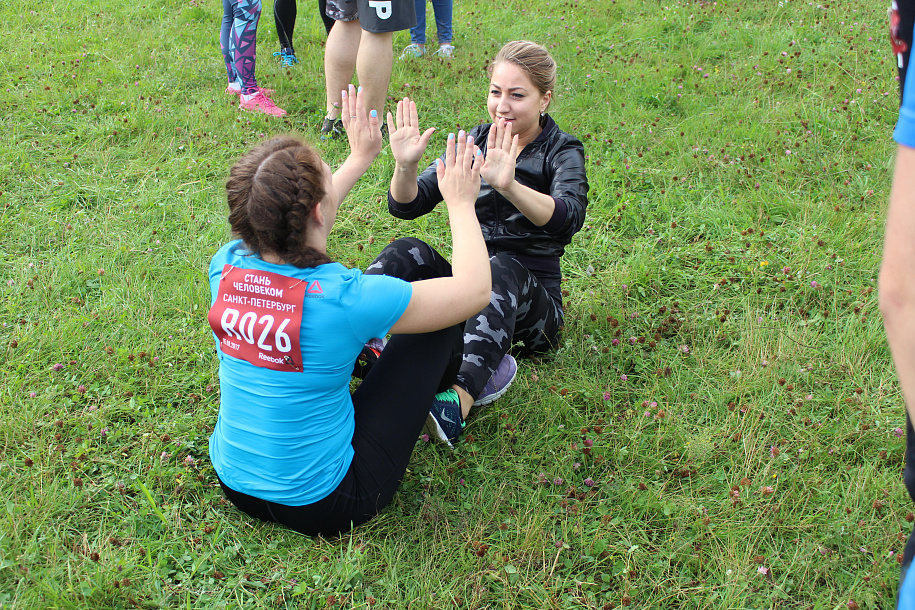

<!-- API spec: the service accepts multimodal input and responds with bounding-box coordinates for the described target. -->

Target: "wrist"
[346,150,377,168]
[494,180,516,197]
[395,161,420,175]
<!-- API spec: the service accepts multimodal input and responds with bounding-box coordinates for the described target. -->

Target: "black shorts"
[326,0,416,33]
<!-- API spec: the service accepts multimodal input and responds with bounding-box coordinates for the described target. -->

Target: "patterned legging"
[365,238,563,399]
[220,0,261,94]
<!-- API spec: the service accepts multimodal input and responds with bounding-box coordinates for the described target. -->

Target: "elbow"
[471,280,492,314]
[879,265,912,326]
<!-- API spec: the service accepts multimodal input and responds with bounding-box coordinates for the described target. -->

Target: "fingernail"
[458,130,465,138]
[342,90,347,98]
[357,86,363,93]
[476,149,482,156]
[467,136,474,144]
[370,109,377,118]
[435,159,441,166]
[448,133,454,140]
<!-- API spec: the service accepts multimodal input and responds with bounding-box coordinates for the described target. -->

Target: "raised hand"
[437,130,483,208]
[480,118,519,193]
[339,84,382,163]
[388,97,436,166]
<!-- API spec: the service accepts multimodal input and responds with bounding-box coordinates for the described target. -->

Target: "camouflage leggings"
[365,237,563,399]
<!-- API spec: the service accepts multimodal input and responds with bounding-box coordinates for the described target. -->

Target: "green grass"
[0,0,907,608]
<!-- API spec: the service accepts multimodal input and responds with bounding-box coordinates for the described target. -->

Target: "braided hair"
[226,136,333,268]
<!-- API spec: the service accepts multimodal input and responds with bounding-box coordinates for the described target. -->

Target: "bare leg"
[355,29,394,119]
[324,19,362,119]
[453,385,473,419]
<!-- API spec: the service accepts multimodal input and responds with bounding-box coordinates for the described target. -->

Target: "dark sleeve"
[541,137,589,242]
[387,160,443,220]
[387,124,488,220]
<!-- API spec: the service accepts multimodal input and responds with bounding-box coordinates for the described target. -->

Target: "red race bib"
[208,264,308,372]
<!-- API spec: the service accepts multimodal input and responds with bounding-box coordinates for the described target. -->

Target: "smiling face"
[487,62,553,148]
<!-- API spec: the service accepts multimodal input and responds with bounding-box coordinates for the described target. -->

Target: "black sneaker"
[320,116,343,140]
[424,388,464,448]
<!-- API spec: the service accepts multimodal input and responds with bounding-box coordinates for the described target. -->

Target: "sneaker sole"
[472,367,517,407]
[423,413,456,449]
[240,109,287,117]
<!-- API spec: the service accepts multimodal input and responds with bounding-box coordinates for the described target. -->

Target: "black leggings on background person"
[218,325,462,537]
[365,237,562,400]
[273,0,333,53]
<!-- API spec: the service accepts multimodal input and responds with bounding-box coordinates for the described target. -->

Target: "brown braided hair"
[225,136,332,268]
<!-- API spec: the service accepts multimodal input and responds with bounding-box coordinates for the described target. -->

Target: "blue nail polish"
[357,86,363,93]
[476,150,482,156]
[448,133,454,139]
[370,109,377,118]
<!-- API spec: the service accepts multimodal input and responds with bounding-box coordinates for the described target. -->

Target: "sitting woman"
[206,84,490,537]
[371,40,589,446]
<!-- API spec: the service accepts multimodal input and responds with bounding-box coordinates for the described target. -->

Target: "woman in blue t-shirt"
[207,84,490,536]
[881,2,915,607]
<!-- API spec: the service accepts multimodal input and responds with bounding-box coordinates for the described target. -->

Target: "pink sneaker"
[239,91,286,117]
[226,83,275,96]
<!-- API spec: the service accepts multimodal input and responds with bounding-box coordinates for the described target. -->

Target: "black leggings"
[365,238,563,399]
[273,0,333,52]
[218,325,462,537]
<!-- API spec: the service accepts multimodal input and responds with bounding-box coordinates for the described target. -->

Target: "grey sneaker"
[400,43,425,59]
[433,44,455,58]
[472,354,517,407]
[425,388,464,448]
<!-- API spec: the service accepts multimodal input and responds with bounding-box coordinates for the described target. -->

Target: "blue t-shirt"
[896,59,915,148]
[902,561,915,610]
[207,241,412,505]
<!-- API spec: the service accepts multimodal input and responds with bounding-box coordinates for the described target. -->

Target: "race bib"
[208,264,307,372]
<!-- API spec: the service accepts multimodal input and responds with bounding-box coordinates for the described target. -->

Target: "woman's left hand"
[339,84,383,164]
[480,118,519,193]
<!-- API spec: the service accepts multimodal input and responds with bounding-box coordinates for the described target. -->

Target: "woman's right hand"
[388,97,436,166]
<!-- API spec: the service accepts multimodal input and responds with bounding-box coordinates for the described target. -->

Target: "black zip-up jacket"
[387,114,589,305]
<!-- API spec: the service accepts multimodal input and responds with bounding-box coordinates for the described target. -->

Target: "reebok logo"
[305,280,325,298]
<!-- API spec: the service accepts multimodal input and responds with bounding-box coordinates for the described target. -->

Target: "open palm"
[480,119,519,191]
[388,97,436,166]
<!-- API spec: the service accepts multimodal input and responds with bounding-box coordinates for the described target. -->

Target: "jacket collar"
[531,114,557,147]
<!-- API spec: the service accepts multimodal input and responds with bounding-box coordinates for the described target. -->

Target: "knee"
[376,237,427,260]
[489,254,524,291]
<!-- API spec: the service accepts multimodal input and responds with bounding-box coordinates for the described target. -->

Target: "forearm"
[498,181,556,226]
[332,153,376,204]
[447,205,490,298]
[880,145,915,422]
[389,162,420,203]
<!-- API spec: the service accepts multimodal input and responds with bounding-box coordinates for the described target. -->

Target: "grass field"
[0,0,909,608]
